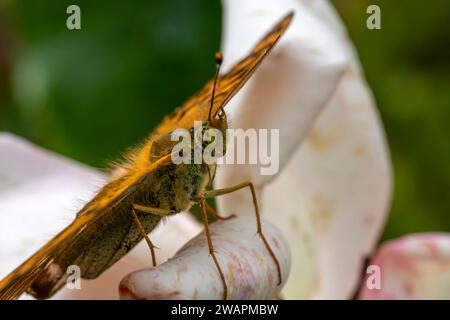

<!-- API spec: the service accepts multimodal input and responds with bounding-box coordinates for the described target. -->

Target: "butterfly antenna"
[208,52,223,122]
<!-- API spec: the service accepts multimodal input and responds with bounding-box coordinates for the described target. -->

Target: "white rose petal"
[216,0,392,299]
[120,215,290,300]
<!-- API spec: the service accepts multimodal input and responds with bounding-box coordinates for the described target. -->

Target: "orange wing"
[153,11,294,135]
[0,156,171,300]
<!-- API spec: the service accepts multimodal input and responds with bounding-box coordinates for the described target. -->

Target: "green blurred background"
[0,0,449,241]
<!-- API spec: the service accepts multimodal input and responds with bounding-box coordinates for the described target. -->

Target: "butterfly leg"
[132,204,175,216]
[130,205,175,267]
[197,197,228,300]
[204,200,236,221]
[202,181,282,285]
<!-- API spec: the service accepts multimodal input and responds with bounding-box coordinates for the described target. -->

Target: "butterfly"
[0,11,293,300]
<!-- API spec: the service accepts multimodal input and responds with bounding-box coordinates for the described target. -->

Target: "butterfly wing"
[153,11,294,136]
[0,156,171,300]
[0,213,96,300]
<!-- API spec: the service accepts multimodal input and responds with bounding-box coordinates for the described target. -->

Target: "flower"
[215,0,392,299]
[359,233,450,300]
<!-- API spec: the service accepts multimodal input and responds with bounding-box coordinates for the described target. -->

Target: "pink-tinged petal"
[119,215,290,300]
[359,233,450,300]
[216,0,392,299]
[0,133,201,299]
